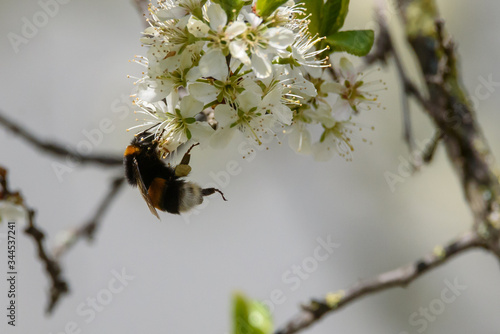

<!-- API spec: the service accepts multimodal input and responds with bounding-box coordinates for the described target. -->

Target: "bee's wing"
[133,157,160,220]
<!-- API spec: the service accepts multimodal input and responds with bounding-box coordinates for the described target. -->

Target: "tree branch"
[1,166,69,314]
[53,176,125,259]
[0,110,122,167]
[275,231,487,334]
[132,0,150,28]
[276,0,500,332]
[24,209,69,314]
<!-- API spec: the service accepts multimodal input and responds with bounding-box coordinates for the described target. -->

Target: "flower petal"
[187,16,210,37]
[265,28,294,49]
[332,98,353,121]
[157,7,188,20]
[199,49,228,80]
[226,21,247,39]
[189,122,215,145]
[188,82,219,104]
[229,40,251,65]
[251,51,272,79]
[180,95,203,117]
[288,123,312,155]
[207,3,227,32]
[210,127,237,149]
[312,141,335,161]
[321,82,345,94]
[137,79,172,102]
[339,57,356,81]
[213,104,236,126]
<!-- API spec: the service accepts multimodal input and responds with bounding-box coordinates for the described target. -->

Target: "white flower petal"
[321,82,345,94]
[242,10,262,29]
[312,140,335,161]
[332,98,353,121]
[186,65,201,82]
[137,79,172,102]
[188,82,219,104]
[189,122,215,145]
[213,104,236,126]
[288,124,312,155]
[309,104,336,128]
[157,7,188,20]
[266,28,295,49]
[180,95,203,117]
[187,16,210,37]
[240,78,263,95]
[226,21,247,39]
[305,65,323,79]
[199,49,228,80]
[339,57,356,82]
[251,52,272,79]
[207,3,227,32]
[260,88,292,125]
[210,127,237,149]
[166,91,179,114]
[229,40,250,65]
[237,91,260,111]
[286,68,317,97]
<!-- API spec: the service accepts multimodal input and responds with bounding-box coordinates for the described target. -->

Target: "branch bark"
[53,176,125,259]
[276,0,500,332]
[275,231,487,334]
[1,167,69,314]
[0,110,123,167]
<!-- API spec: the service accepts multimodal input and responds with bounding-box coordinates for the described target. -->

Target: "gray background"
[1,0,500,333]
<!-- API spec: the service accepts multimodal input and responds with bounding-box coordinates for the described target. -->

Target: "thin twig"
[1,166,69,314]
[275,231,487,334]
[133,0,150,28]
[0,111,122,167]
[24,209,69,314]
[53,176,126,259]
[368,0,419,151]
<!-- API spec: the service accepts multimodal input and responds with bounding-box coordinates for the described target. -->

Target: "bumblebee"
[124,132,226,219]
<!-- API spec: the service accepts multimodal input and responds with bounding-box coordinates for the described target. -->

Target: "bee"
[124,132,226,219]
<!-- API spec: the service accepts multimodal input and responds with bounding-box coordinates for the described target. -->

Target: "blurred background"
[1,0,500,333]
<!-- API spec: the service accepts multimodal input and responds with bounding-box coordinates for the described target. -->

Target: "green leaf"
[302,0,323,36]
[232,293,273,334]
[325,30,374,56]
[322,0,350,36]
[255,0,288,18]
[212,0,245,21]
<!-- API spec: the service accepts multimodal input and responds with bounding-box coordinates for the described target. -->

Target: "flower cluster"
[130,0,381,160]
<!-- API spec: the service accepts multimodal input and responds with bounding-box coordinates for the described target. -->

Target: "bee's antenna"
[135,123,160,137]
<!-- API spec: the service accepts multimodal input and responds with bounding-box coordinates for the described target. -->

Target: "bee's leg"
[175,143,200,177]
[202,188,227,201]
[179,143,200,165]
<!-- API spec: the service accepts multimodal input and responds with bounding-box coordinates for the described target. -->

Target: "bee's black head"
[131,132,157,149]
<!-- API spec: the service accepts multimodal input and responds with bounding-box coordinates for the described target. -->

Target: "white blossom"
[129,1,377,161]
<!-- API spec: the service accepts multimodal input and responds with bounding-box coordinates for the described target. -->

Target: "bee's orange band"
[124,145,140,156]
[148,178,166,210]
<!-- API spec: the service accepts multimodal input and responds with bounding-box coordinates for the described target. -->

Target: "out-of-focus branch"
[275,231,487,334]
[53,176,125,259]
[0,111,122,167]
[366,0,435,153]
[1,166,69,314]
[133,0,150,28]
[24,209,69,314]
[277,0,500,332]
[394,0,500,229]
